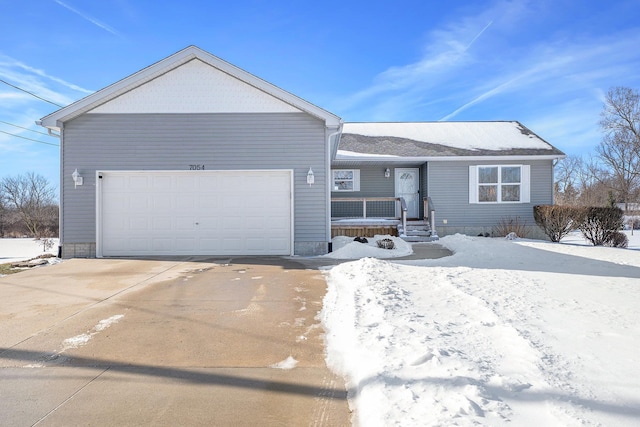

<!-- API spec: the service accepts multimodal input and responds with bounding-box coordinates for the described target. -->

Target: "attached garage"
[97,170,293,257]
[39,46,342,258]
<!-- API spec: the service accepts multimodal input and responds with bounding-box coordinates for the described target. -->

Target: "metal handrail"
[423,197,437,237]
[399,197,407,232]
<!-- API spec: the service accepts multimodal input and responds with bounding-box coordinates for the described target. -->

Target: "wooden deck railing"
[332,197,407,231]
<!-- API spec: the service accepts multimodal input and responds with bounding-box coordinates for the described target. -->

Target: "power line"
[0,120,50,136]
[0,78,64,107]
[0,130,59,147]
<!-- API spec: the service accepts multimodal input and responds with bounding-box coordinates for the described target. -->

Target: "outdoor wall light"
[307,167,315,186]
[384,168,391,178]
[72,168,83,188]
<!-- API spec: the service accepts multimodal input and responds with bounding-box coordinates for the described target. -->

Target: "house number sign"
[189,165,206,170]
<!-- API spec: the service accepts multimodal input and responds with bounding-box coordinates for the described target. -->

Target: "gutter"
[325,125,343,250]
[35,119,63,256]
[35,120,61,138]
[333,154,566,163]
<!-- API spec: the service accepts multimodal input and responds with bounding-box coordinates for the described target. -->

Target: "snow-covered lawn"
[324,235,414,259]
[322,231,640,426]
[0,238,59,264]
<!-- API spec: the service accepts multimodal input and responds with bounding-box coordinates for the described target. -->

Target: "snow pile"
[270,356,299,370]
[322,234,640,426]
[0,238,59,263]
[62,314,125,351]
[324,235,412,259]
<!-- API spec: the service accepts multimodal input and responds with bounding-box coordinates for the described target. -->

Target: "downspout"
[58,124,64,257]
[326,125,343,252]
[35,120,64,257]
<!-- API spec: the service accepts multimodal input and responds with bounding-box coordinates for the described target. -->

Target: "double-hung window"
[332,169,360,192]
[470,165,530,203]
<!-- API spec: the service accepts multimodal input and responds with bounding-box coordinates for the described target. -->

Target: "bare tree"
[0,191,6,237]
[578,156,616,207]
[596,86,640,210]
[0,172,57,238]
[554,154,583,205]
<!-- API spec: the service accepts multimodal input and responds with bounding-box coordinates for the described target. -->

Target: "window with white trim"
[332,169,360,192]
[469,165,530,203]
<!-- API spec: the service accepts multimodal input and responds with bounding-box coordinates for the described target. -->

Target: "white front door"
[395,168,420,218]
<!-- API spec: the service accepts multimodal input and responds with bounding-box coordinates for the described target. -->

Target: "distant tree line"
[0,172,58,238]
[555,86,640,213]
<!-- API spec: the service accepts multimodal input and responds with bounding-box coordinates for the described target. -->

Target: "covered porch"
[331,196,438,241]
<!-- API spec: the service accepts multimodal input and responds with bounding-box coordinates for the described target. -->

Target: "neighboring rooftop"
[337,121,565,159]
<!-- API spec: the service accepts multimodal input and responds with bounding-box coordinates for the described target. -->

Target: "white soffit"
[89,59,302,114]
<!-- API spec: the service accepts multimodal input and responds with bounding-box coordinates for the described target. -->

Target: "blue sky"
[2,0,640,191]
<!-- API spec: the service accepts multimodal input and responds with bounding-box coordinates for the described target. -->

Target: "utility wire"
[0,78,64,107]
[0,130,59,147]
[0,120,50,136]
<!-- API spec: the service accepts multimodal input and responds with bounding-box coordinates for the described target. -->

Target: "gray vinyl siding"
[428,160,553,235]
[61,112,327,249]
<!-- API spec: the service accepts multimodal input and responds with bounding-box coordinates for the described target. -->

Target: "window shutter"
[469,166,477,204]
[521,165,531,203]
[353,170,361,191]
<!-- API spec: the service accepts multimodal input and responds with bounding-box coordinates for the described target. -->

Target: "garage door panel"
[152,175,173,189]
[175,216,195,231]
[152,217,173,231]
[175,238,196,251]
[128,176,151,190]
[130,238,150,251]
[100,170,291,256]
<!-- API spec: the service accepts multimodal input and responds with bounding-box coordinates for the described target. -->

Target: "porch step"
[398,220,439,242]
[406,230,432,237]
[401,235,440,242]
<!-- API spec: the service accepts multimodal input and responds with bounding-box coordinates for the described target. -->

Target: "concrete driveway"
[0,257,351,426]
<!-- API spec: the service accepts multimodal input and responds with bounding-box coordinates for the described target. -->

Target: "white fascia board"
[332,154,566,163]
[40,46,341,129]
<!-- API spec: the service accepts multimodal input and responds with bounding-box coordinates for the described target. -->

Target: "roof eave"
[333,153,567,163]
[39,46,341,129]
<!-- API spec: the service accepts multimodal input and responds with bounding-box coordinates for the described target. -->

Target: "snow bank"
[324,235,412,259]
[0,238,59,263]
[322,234,640,426]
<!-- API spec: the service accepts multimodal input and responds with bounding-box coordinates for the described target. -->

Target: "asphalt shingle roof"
[337,121,565,158]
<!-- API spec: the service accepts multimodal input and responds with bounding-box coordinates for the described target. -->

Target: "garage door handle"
[195,222,199,225]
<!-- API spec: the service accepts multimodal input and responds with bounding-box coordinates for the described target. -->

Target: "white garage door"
[98,170,293,256]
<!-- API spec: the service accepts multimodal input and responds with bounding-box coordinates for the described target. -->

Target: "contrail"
[54,0,122,37]
[465,21,493,51]
[440,76,519,121]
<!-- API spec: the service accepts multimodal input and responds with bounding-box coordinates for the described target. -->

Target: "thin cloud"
[0,54,92,107]
[6,57,93,94]
[337,3,514,114]
[441,31,640,121]
[54,0,122,37]
[338,0,640,128]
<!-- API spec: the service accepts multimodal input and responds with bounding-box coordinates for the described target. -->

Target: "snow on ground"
[321,231,640,426]
[0,238,59,263]
[324,235,413,259]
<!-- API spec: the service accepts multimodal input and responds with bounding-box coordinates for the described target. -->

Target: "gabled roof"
[336,121,565,162]
[39,45,342,130]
